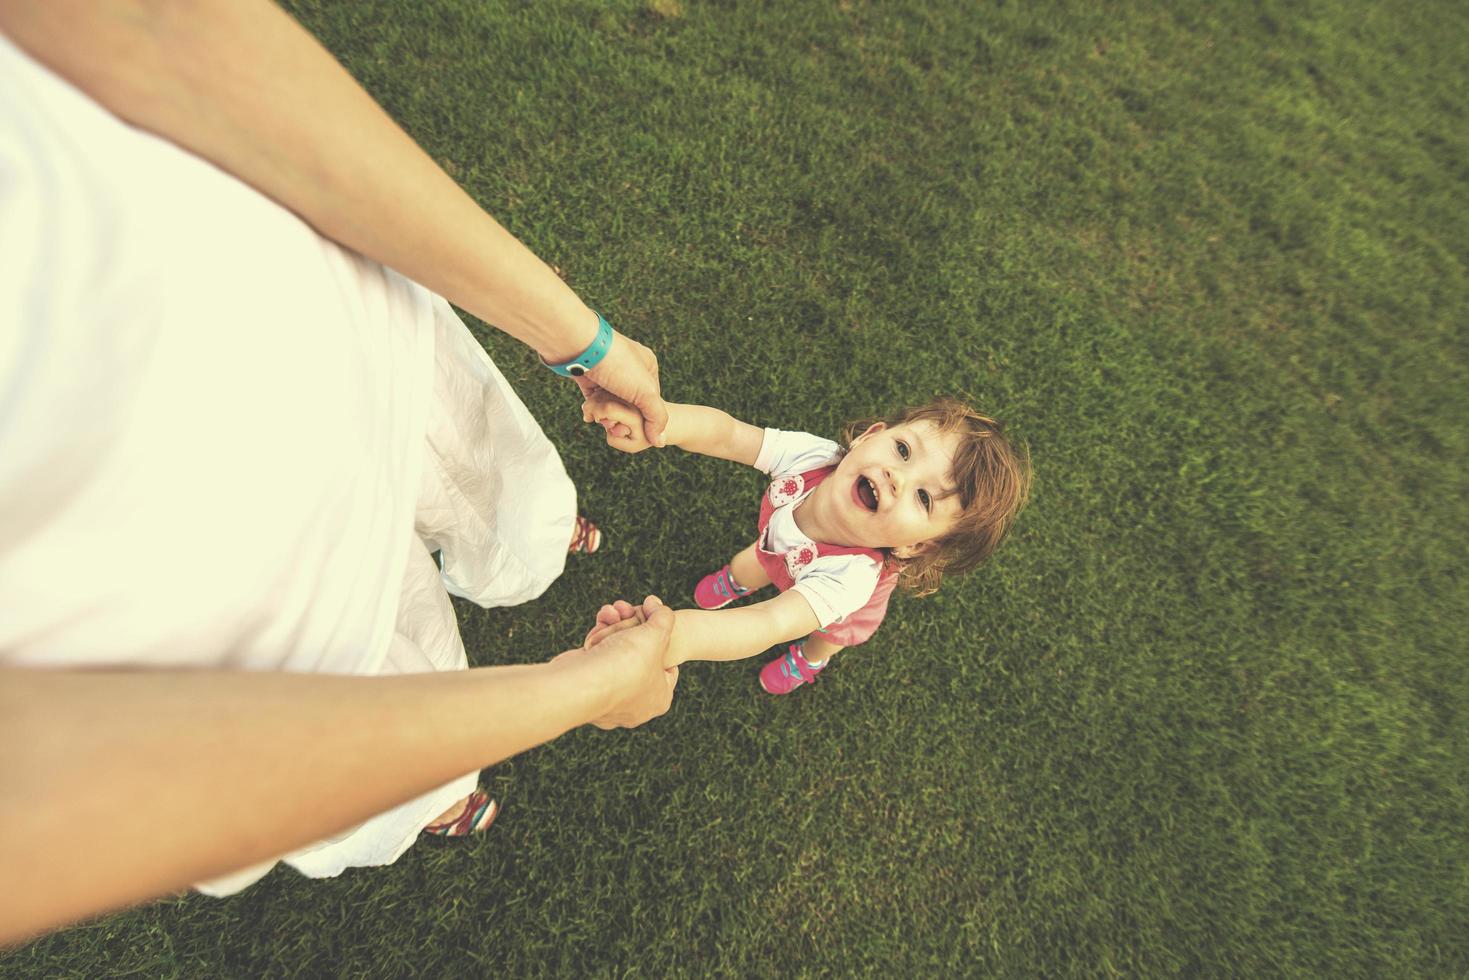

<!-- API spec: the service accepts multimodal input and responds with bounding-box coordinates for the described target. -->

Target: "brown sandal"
[568,515,603,554]
[423,790,499,837]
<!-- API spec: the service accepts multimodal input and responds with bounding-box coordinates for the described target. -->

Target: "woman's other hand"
[559,596,677,729]
[574,331,668,448]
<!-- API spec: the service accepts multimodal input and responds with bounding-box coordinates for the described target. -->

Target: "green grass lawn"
[7,0,1467,975]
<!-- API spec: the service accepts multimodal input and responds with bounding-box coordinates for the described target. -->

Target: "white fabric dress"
[0,33,575,893]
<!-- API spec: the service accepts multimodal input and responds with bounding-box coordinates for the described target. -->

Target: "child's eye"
[896,440,910,460]
[918,488,931,511]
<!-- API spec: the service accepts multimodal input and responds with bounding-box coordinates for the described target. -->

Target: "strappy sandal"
[568,515,603,554]
[423,790,499,837]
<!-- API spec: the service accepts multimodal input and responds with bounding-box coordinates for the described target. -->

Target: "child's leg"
[759,632,844,694]
[696,541,770,609]
[728,541,772,592]
[801,633,844,666]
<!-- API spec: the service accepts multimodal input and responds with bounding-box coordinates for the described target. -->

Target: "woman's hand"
[559,596,678,729]
[585,597,692,672]
[574,331,668,447]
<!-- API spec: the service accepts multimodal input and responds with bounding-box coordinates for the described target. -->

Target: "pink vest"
[755,465,899,647]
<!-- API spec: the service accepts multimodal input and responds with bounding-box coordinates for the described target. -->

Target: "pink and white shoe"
[759,642,826,695]
[694,564,753,609]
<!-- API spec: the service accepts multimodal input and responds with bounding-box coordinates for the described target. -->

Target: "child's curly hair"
[841,397,1031,596]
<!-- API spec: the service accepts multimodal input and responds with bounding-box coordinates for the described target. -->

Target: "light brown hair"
[841,397,1031,596]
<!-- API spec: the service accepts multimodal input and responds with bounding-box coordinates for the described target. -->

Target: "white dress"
[0,33,575,893]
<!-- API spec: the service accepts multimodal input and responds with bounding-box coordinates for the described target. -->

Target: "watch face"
[568,364,586,376]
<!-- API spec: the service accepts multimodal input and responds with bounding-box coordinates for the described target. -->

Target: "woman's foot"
[568,515,602,554]
[423,790,499,837]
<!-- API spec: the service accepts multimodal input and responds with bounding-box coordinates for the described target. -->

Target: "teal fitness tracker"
[543,310,614,377]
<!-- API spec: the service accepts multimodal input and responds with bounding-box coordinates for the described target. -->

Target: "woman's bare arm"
[0,0,667,441]
[0,601,676,947]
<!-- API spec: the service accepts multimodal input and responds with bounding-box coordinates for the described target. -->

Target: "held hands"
[566,596,679,728]
[582,390,657,454]
[574,331,668,448]
[585,597,687,671]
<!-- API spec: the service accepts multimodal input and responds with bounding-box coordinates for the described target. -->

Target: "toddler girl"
[582,393,1031,692]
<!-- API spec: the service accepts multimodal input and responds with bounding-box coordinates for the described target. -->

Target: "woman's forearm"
[0,0,596,362]
[0,657,615,946]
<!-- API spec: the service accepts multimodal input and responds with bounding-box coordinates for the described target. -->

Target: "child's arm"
[584,392,765,467]
[583,590,818,667]
[663,591,822,667]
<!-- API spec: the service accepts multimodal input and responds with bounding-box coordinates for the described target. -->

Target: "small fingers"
[606,431,640,452]
[585,617,637,649]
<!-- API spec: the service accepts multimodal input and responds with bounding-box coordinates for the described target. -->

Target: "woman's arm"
[0,0,666,442]
[0,599,676,947]
[585,395,766,466]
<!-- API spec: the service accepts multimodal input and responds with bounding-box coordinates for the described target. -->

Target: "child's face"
[829,420,965,555]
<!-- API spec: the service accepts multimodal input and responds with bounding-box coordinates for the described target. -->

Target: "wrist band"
[543,310,614,378]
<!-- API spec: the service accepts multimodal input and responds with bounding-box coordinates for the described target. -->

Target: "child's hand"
[583,599,647,648]
[582,390,655,453]
[564,596,679,729]
[585,598,687,671]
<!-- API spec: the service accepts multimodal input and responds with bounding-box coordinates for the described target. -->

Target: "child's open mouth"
[855,475,879,512]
